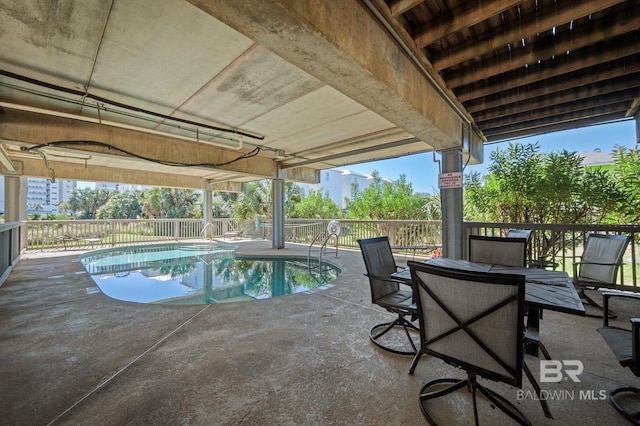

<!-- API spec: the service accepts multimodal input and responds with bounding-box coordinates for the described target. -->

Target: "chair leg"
[523,361,553,419]
[369,314,418,356]
[418,374,532,426]
[609,386,640,425]
[408,350,424,375]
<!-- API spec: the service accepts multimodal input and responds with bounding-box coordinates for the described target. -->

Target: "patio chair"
[468,235,527,267]
[573,233,630,317]
[507,228,533,244]
[358,237,418,356]
[407,261,533,425]
[597,291,640,424]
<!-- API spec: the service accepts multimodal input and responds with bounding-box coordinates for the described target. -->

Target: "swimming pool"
[80,243,340,305]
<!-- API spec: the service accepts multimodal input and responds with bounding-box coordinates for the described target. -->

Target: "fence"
[26,218,238,251]
[464,222,639,288]
[22,218,639,287]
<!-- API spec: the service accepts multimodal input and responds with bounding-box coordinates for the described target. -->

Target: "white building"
[1,177,78,214]
[300,169,374,209]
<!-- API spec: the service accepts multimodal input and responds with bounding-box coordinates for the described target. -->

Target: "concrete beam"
[0,107,277,179]
[212,181,244,193]
[13,156,207,189]
[187,0,464,150]
[285,166,320,184]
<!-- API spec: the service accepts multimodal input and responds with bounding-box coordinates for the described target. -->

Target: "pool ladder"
[308,231,338,266]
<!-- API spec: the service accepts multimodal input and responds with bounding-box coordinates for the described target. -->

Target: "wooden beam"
[473,84,640,122]
[477,93,638,129]
[456,34,640,102]
[482,103,630,139]
[388,0,424,17]
[445,12,640,89]
[413,0,522,48]
[465,60,640,113]
[431,0,628,71]
[484,113,630,142]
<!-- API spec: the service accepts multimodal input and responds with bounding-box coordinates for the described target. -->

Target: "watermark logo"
[516,360,607,402]
[540,360,583,383]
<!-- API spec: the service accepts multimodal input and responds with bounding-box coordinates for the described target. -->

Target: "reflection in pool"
[80,243,340,305]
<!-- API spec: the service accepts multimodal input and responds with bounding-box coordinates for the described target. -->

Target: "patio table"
[393,257,585,316]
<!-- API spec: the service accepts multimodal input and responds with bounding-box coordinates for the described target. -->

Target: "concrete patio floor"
[0,239,636,425]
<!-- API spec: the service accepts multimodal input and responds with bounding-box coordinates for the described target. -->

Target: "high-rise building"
[0,177,77,214]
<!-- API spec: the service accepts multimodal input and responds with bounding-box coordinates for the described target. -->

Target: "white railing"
[26,218,238,251]
[23,218,639,287]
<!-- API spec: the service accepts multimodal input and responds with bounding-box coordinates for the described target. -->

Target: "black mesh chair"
[573,233,630,317]
[358,237,418,355]
[468,234,550,359]
[468,235,527,267]
[598,291,640,425]
[408,261,534,425]
[507,228,533,244]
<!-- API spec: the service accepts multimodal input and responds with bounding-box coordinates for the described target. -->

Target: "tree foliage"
[345,171,440,220]
[96,190,144,219]
[290,189,341,219]
[613,145,640,223]
[464,142,626,224]
[233,180,303,221]
[141,188,202,218]
[68,188,112,219]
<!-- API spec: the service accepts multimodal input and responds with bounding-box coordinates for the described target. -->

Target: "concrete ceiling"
[2,0,635,190]
[0,0,472,189]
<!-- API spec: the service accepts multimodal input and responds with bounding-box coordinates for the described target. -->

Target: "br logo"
[539,360,583,383]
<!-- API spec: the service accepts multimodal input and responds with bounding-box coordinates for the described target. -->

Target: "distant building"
[578,149,613,170]
[0,177,77,214]
[300,169,376,209]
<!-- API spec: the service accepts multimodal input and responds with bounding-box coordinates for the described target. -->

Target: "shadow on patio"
[0,240,634,425]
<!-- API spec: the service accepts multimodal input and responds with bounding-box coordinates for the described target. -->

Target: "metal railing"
[22,218,639,287]
[464,222,639,288]
[26,218,238,251]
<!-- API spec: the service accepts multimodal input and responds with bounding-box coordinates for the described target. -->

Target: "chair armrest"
[573,260,623,286]
[363,272,409,286]
[602,291,640,326]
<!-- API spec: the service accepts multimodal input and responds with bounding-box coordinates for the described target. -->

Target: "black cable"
[20,140,262,168]
[0,69,264,141]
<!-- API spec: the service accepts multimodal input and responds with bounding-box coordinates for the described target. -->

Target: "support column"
[440,149,463,259]
[203,184,213,240]
[635,111,640,145]
[4,174,28,250]
[272,178,285,249]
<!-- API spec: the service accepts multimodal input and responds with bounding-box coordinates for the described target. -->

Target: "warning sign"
[438,172,463,189]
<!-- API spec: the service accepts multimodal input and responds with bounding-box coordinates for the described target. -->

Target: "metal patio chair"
[573,233,630,317]
[468,235,527,267]
[507,228,533,244]
[358,236,418,356]
[407,261,534,425]
[598,291,640,425]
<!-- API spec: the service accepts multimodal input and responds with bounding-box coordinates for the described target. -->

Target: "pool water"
[80,243,340,305]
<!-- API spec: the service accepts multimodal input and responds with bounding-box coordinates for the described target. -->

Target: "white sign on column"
[438,172,463,189]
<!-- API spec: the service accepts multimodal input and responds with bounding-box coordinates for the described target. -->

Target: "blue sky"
[346,119,638,194]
